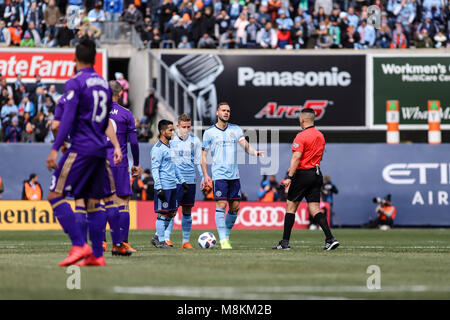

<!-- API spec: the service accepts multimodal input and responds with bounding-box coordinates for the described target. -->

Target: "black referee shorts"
[287,168,323,203]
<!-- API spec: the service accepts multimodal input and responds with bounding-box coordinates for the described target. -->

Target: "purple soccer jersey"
[106,102,139,168]
[50,67,113,199]
[52,67,113,158]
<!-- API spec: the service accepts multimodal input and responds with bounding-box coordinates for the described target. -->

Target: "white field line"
[112,286,349,300]
[113,285,450,299]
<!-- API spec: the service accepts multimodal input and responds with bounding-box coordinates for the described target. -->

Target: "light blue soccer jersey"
[202,124,245,181]
[170,132,204,184]
[151,140,185,190]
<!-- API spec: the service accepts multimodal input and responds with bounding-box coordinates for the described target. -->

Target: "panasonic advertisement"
[161,53,366,129]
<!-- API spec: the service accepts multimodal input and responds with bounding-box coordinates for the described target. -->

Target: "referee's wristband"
[286,174,294,180]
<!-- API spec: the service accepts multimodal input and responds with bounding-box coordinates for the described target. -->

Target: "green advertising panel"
[373,56,450,127]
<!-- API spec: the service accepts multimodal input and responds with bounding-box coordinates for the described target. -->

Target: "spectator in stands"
[198,32,216,48]
[115,72,129,107]
[5,115,21,142]
[376,22,392,48]
[8,19,22,46]
[104,0,123,39]
[88,1,106,30]
[342,24,360,48]
[27,22,42,47]
[276,9,293,30]
[0,20,11,46]
[149,26,162,48]
[32,111,48,142]
[25,1,44,36]
[277,25,292,48]
[416,12,439,38]
[140,18,154,46]
[204,6,216,37]
[257,21,277,48]
[33,85,46,115]
[228,0,243,24]
[215,9,231,38]
[158,0,178,32]
[137,117,151,142]
[1,96,18,128]
[190,10,208,45]
[356,19,376,48]
[316,20,332,48]
[19,94,35,117]
[434,29,447,48]
[291,16,305,49]
[143,88,158,128]
[4,0,24,27]
[80,16,102,46]
[44,0,61,38]
[48,85,61,103]
[21,121,36,142]
[315,0,333,15]
[220,26,237,48]
[0,78,13,98]
[414,28,434,48]
[142,168,155,200]
[178,34,192,48]
[346,6,359,28]
[255,5,270,25]
[244,14,260,48]
[22,173,43,200]
[390,22,408,48]
[234,12,249,47]
[131,172,146,200]
[328,16,341,48]
[14,83,27,105]
[267,0,281,22]
[20,30,35,47]
[393,0,416,35]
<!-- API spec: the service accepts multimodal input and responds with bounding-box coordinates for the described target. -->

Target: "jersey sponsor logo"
[66,90,74,100]
[293,143,299,148]
[254,100,329,120]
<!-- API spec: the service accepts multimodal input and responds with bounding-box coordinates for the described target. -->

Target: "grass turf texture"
[0,229,449,300]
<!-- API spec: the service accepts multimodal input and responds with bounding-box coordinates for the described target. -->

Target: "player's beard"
[218,115,229,124]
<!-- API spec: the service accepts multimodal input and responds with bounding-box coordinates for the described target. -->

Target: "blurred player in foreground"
[273,108,339,251]
[201,102,263,249]
[151,120,187,249]
[102,80,141,255]
[46,39,122,266]
[161,114,204,249]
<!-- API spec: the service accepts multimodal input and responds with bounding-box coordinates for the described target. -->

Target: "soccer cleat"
[324,238,340,251]
[165,239,174,247]
[150,234,160,247]
[102,241,107,252]
[272,240,291,250]
[181,242,194,249]
[76,254,106,267]
[122,241,137,252]
[220,239,232,250]
[112,243,133,256]
[59,243,93,267]
[156,241,174,249]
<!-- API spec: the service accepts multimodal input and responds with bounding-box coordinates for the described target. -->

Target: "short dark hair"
[75,39,96,65]
[301,108,315,114]
[29,173,37,180]
[158,119,173,133]
[217,102,229,110]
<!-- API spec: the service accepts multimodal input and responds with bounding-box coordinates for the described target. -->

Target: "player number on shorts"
[92,90,108,123]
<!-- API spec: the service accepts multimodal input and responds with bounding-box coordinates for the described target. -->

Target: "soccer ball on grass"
[198,232,217,249]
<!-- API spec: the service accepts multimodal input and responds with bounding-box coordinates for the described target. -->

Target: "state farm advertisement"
[137,201,330,230]
[0,48,107,82]
[161,53,366,128]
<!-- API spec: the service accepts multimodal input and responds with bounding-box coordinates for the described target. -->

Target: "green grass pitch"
[0,229,449,300]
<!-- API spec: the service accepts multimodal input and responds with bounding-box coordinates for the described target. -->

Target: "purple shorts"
[103,160,117,198]
[50,151,108,199]
[109,166,132,197]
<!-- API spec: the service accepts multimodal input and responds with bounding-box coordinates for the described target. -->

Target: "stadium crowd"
[0,0,449,49]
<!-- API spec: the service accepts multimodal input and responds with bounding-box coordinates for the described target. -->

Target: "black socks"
[282,213,296,241]
[313,212,333,240]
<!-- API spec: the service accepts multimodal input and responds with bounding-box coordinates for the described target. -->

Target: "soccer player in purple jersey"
[46,39,123,267]
[102,80,141,255]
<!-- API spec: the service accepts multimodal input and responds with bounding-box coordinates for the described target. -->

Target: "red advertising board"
[137,201,330,230]
[0,48,107,82]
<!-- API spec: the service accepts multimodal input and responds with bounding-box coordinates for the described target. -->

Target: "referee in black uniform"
[273,108,339,251]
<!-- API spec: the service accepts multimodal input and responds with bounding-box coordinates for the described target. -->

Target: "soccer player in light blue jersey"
[164,114,204,249]
[150,119,188,249]
[201,102,264,249]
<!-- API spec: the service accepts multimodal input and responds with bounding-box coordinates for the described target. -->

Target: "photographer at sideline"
[364,194,397,229]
